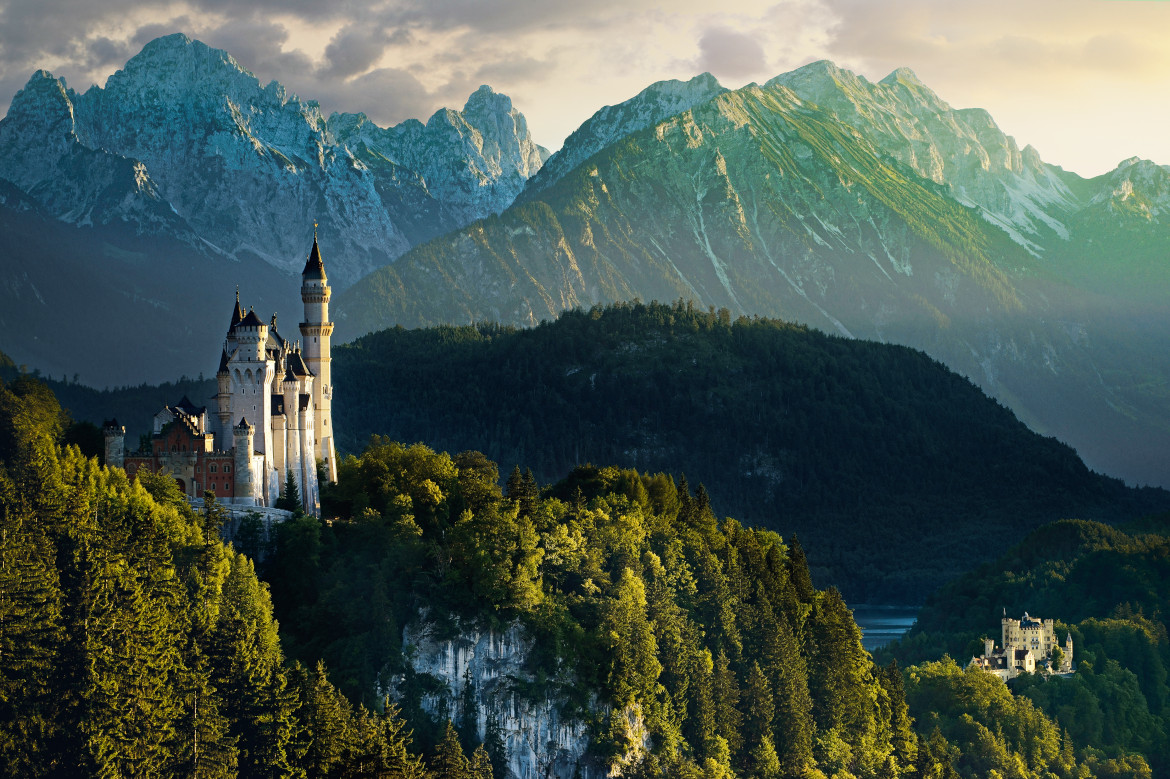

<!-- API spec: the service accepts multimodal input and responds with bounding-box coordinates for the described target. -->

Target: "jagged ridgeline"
[330,302,1167,601]
[333,64,1170,493]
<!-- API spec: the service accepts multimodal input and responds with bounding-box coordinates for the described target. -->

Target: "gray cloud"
[323,65,433,124]
[696,26,768,79]
[321,24,391,79]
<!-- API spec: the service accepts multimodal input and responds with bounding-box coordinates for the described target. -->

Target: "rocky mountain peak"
[464,84,511,115]
[521,71,727,197]
[97,33,263,106]
[771,59,1076,249]
[5,70,75,132]
[879,66,927,87]
[0,33,556,288]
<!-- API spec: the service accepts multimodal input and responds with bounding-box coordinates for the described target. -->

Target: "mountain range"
[1,35,1168,488]
[0,33,545,384]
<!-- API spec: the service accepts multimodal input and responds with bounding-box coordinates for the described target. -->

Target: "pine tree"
[469,743,494,779]
[430,721,470,779]
[301,662,354,776]
[0,503,65,776]
[276,470,303,514]
[202,489,229,545]
[880,660,917,770]
[743,662,774,755]
[173,648,238,779]
[786,535,815,603]
[712,649,743,761]
[483,716,507,779]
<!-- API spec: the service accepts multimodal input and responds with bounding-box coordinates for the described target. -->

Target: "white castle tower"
[299,233,338,483]
[116,232,335,516]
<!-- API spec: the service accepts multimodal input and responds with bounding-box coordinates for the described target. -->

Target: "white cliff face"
[0,34,547,288]
[397,620,626,779]
[769,62,1078,253]
[522,73,726,198]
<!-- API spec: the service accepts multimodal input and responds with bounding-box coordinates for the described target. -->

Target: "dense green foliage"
[2,374,1157,777]
[880,517,1170,776]
[0,375,453,778]
[253,435,1128,778]
[331,302,1166,600]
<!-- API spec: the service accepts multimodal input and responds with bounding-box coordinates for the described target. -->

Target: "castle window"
[210,464,218,473]
[224,465,232,473]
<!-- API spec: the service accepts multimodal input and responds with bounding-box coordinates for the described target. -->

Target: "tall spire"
[228,285,245,330]
[302,225,326,280]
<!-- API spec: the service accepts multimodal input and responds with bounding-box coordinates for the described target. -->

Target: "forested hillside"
[330,302,1167,600]
[0,375,445,777]
[880,517,1170,776]
[0,374,1157,777]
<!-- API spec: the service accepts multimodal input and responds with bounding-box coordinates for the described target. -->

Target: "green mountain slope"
[331,303,1168,601]
[334,76,1170,490]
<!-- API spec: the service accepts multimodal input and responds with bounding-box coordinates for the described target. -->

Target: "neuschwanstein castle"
[103,236,338,514]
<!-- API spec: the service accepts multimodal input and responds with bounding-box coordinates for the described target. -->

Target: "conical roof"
[228,287,245,330]
[302,236,327,280]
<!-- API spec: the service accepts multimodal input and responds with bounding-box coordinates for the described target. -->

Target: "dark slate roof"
[239,308,265,328]
[217,348,230,374]
[283,364,298,384]
[175,396,205,415]
[287,350,311,376]
[302,237,327,280]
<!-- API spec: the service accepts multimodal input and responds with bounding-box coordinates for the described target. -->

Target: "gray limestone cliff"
[393,620,646,779]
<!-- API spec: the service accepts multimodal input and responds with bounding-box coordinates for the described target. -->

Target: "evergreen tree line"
[326,301,1168,602]
[25,303,1169,603]
[0,375,492,778]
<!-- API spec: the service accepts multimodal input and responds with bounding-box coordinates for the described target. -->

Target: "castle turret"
[984,637,995,658]
[215,347,232,449]
[299,234,337,482]
[103,420,125,468]
[233,418,257,505]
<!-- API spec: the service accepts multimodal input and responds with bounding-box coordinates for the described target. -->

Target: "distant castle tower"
[115,232,338,515]
[103,420,125,469]
[233,418,257,504]
[299,232,338,483]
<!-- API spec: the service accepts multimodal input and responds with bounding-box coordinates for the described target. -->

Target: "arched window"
[210,464,218,473]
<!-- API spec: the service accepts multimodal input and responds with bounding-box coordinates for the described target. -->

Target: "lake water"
[850,604,920,651]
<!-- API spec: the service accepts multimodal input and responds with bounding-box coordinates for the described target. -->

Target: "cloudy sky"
[0,0,1166,177]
